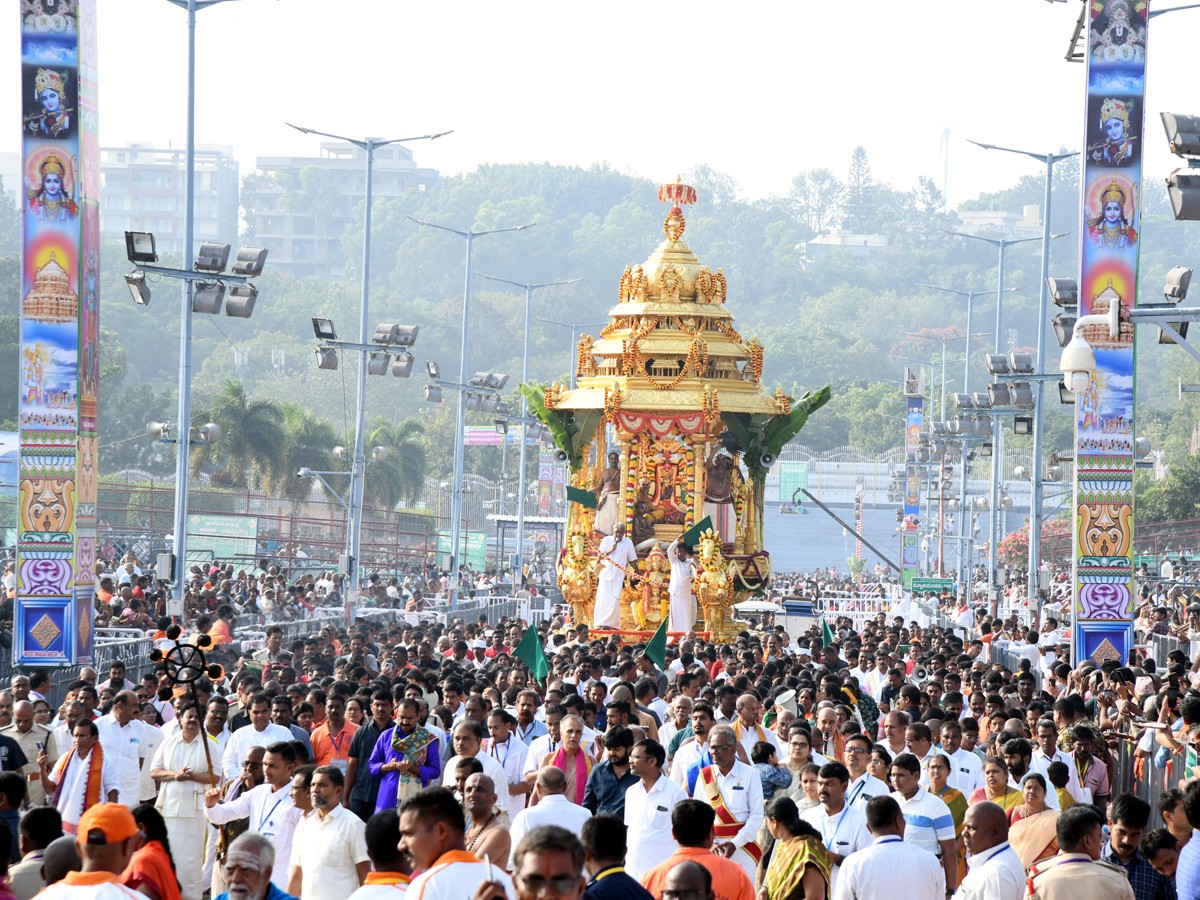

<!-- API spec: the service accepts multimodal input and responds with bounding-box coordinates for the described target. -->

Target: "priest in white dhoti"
[667,538,696,634]
[595,523,637,628]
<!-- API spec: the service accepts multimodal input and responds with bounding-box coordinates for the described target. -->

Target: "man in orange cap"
[36,802,141,898]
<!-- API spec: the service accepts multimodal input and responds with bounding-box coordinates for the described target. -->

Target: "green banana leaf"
[720,385,832,481]
[519,385,603,472]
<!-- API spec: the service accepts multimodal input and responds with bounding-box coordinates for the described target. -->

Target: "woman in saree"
[1007,773,1060,869]
[968,756,1021,811]
[758,795,831,900]
[927,752,968,885]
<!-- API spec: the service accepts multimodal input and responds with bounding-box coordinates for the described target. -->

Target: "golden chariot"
[528,179,830,642]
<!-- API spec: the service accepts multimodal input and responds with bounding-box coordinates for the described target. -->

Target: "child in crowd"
[1047,761,1074,811]
[752,740,792,800]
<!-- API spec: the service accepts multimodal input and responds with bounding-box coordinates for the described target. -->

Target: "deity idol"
[1088,181,1137,251]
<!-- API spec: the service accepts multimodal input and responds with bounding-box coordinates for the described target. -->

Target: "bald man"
[664,860,716,900]
[955,801,1024,900]
[508,767,593,867]
[732,694,780,759]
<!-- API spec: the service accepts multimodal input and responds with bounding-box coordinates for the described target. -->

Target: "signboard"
[463,427,546,446]
[1071,0,1144,665]
[779,461,808,500]
[911,577,954,594]
[901,395,924,588]
[436,529,486,570]
[186,514,258,563]
[15,0,99,666]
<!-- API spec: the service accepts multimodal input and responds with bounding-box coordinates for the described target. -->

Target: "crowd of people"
[4,550,1200,900]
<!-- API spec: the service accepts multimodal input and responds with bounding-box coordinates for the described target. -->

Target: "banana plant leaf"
[720,385,832,481]
[519,384,602,472]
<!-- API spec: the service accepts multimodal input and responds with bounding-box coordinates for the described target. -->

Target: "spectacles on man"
[517,875,579,894]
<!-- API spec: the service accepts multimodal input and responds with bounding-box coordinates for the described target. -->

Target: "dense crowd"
[4,553,1200,900]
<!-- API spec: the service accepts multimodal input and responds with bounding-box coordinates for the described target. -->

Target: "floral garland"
[634,336,710,391]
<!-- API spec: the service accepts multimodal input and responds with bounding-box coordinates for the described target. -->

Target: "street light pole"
[536,318,607,389]
[969,141,1077,616]
[289,125,450,616]
[945,231,1039,596]
[478,274,579,594]
[409,218,535,611]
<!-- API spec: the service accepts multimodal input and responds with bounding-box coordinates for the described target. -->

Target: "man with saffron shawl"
[38,719,118,835]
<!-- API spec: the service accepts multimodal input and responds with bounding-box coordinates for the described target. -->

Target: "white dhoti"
[595,574,623,628]
[594,491,620,535]
[669,587,695,634]
[704,499,736,545]
[164,814,209,900]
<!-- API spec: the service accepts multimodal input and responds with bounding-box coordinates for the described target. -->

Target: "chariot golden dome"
[546,178,786,418]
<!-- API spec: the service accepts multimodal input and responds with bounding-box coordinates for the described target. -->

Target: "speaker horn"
[760,452,777,468]
[911,666,929,684]
[775,689,798,716]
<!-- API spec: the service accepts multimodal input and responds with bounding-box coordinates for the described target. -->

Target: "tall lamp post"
[968,141,1077,614]
[409,217,536,610]
[536,318,607,389]
[478,274,579,594]
[944,231,1038,595]
[289,124,450,614]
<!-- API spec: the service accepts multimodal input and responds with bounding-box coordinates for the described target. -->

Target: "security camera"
[296,467,312,478]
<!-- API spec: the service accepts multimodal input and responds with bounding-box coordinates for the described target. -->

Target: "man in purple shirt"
[367,697,439,812]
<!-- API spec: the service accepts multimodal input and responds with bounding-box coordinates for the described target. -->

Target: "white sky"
[5,1,1200,207]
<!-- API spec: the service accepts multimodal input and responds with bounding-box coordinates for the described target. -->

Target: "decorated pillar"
[1071,0,1144,664]
[16,0,99,666]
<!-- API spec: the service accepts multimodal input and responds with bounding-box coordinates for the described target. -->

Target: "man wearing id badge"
[312,694,357,773]
[801,762,871,894]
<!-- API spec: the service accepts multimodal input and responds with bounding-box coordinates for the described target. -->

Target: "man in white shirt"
[671,703,716,794]
[220,694,294,781]
[940,720,983,797]
[843,734,890,812]
[205,741,303,891]
[835,795,946,900]
[482,709,530,820]
[95,690,151,806]
[510,766,594,867]
[953,801,1025,900]
[1030,719,1083,802]
[666,537,697,634]
[439,719,508,793]
[658,697,693,763]
[690,725,763,882]
[731,694,781,759]
[287,766,369,900]
[37,719,119,835]
[594,524,637,628]
[625,737,689,879]
[803,762,872,894]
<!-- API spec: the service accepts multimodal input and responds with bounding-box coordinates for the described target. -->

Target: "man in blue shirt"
[1103,795,1176,900]
[583,726,639,818]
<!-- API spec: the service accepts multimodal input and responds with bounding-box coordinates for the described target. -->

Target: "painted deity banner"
[902,396,923,588]
[1072,0,1144,664]
[16,0,97,665]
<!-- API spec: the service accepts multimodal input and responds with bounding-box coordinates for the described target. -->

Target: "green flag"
[644,617,668,669]
[680,516,714,550]
[513,624,550,683]
[821,616,836,648]
[566,486,598,509]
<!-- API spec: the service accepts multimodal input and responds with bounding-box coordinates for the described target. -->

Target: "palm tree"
[272,404,339,501]
[361,417,428,510]
[190,380,286,490]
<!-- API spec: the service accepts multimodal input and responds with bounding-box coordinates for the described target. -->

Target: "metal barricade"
[988,643,1045,692]
[1149,632,1195,664]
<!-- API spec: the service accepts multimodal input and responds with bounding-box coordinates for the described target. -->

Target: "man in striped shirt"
[890,753,958,895]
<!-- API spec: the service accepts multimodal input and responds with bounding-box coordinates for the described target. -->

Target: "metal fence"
[1112,735,1183,810]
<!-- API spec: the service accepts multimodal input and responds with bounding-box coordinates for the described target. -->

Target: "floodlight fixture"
[367,351,391,376]
[481,396,502,414]
[1162,112,1200,158]
[125,231,158,264]
[930,421,947,434]
[1159,320,1190,345]
[1164,266,1192,304]
[225,284,258,318]
[466,393,483,412]
[424,384,443,403]
[125,271,151,305]
[1166,170,1200,221]
[195,242,231,274]
[987,384,1012,406]
[980,441,993,457]
[1046,277,1078,308]
[391,352,414,378]
[373,323,400,345]
[1013,416,1033,435]
[315,347,339,370]
[391,325,419,347]
[954,393,974,409]
[312,317,337,341]
[1052,313,1076,348]
[192,281,225,315]
[985,355,1010,376]
[231,247,269,277]
[1009,381,1035,409]
[426,360,440,379]
[1008,351,1034,374]
[972,392,993,409]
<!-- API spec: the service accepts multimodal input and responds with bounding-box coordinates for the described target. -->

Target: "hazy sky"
[6,1,1200,208]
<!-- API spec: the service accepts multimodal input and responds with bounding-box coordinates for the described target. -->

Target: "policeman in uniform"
[1028,807,1135,900]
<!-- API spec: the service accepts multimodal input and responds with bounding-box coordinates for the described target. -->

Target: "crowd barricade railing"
[1112,732,1190,809]
[988,643,1045,692]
